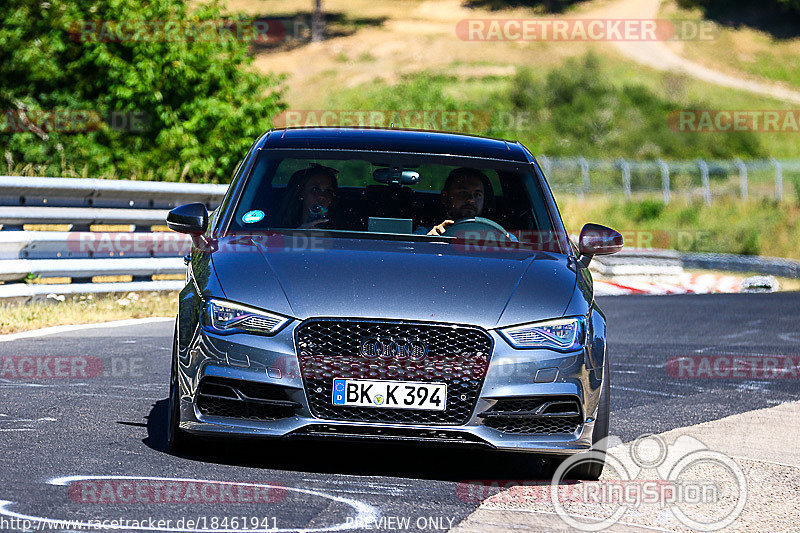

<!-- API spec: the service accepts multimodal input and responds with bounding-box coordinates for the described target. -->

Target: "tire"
[167,331,194,454]
[546,360,611,481]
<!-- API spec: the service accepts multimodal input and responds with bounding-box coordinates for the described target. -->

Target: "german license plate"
[332,379,447,411]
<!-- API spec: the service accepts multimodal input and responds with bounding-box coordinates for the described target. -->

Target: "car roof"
[259,128,532,163]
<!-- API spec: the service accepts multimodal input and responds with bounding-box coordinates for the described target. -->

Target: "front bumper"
[175,321,605,455]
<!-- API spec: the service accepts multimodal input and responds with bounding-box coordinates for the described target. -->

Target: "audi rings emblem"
[359,337,428,360]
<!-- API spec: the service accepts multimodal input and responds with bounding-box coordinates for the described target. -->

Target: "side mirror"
[167,203,208,235]
[578,223,623,267]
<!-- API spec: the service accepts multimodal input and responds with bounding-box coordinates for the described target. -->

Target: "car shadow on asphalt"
[143,398,555,482]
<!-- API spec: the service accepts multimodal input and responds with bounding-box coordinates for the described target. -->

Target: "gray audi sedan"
[166,128,622,479]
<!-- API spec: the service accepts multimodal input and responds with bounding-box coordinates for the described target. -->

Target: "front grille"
[481,397,583,435]
[196,377,299,421]
[296,319,492,425]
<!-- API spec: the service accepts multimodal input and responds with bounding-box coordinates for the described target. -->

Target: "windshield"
[226,149,566,254]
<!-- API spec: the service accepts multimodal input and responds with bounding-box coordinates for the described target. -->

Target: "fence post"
[538,155,551,178]
[697,159,711,205]
[771,158,783,202]
[618,158,631,200]
[657,159,670,204]
[734,158,748,200]
[578,157,589,200]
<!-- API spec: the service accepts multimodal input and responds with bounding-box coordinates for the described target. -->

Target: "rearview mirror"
[578,223,623,266]
[373,166,420,186]
[166,203,208,235]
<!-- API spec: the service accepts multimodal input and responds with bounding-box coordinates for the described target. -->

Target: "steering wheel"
[441,216,514,240]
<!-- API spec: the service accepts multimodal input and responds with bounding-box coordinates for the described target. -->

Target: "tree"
[677,0,800,16]
[0,0,285,182]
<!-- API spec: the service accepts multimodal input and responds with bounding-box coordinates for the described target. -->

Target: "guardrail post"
[697,159,711,205]
[538,155,551,178]
[771,158,783,202]
[617,158,631,200]
[657,159,670,204]
[734,159,748,200]
[578,157,589,200]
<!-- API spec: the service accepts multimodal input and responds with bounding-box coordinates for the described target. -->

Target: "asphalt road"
[0,293,797,532]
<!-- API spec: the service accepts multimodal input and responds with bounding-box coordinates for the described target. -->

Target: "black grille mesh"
[196,396,295,421]
[196,377,297,421]
[482,397,583,435]
[484,416,581,434]
[296,319,492,425]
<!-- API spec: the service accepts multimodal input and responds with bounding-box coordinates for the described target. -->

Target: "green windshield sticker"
[242,210,265,223]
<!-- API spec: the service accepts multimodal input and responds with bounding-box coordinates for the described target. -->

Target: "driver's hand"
[298,218,328,229]
[427,220,454,236]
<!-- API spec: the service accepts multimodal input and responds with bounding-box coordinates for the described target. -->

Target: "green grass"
[325,52,772,160]
[0,291,177,334]
[558,196,800,259]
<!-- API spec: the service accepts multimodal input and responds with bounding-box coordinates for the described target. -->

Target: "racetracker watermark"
[0,110,150,133]
[66,231,191,256]
[613,230,710,251]
[70,19,291,43]
[194,230,709,256]
[668,110,800,133]
[456,19,718,41]
[274,109,493,132]
[666,355,800,379]
[0,516,279,531]
[0,356,144,379]
[70,479,287,504]
[452,229,709,254]
[274,109,560,133]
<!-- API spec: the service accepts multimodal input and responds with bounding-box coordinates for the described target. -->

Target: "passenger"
[426,167,493,236]
[274,164,340,229]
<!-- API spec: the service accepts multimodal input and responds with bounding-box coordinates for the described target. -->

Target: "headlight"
[202,299,291,336]
[499,317,586,351]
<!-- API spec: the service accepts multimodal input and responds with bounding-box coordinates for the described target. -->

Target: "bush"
[326,53,764,161]
[503,54,764,159]
[0,0,285,182]
[624,199,665,222]
[791,175,800,205]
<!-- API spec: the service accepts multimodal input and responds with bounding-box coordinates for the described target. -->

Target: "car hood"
[210,234,577,330]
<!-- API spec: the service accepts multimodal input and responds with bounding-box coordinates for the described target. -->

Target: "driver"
[426,167,491,236]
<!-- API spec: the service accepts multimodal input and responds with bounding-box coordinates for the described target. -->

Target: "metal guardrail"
[0,175,226,206]
[0,175,226,301]
[1,174,798,301]
[0,231,191,260]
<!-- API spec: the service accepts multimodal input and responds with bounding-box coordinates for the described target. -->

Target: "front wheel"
[167,332,194,454]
